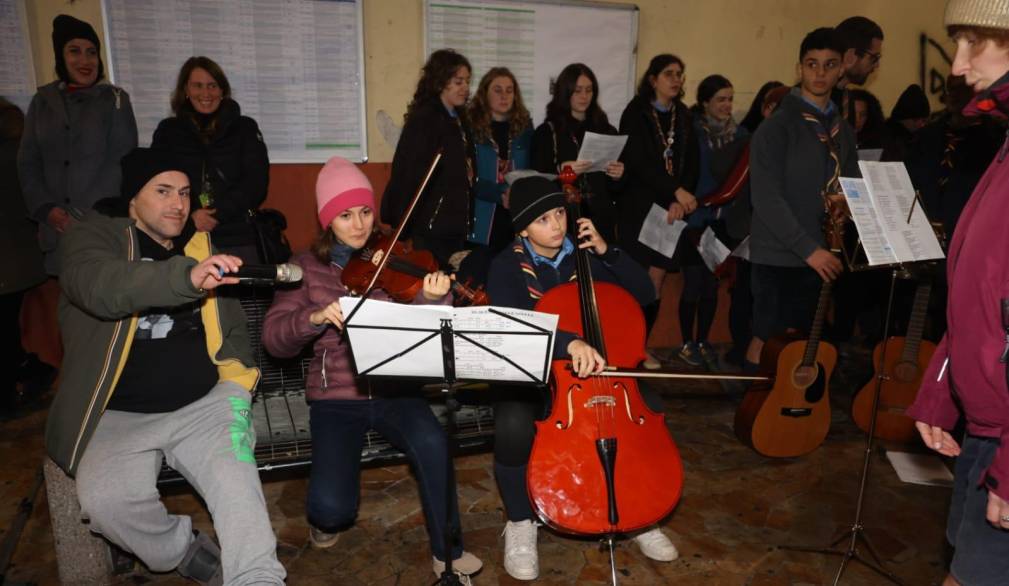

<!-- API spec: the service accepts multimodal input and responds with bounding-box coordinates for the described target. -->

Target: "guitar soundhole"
[792,365,818,388]
[893,361,920,383]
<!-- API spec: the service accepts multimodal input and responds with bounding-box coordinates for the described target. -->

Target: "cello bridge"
[584,395,616,408]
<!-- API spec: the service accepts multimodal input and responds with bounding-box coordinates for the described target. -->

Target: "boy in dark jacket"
[745,27,859,370]
[49,147,285,585]
[485,176,676,580]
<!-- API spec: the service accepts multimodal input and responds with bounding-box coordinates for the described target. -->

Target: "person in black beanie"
[47,146,286,584]
[18,14,137,275]
[484,175,677,580]
[882,84,932,161]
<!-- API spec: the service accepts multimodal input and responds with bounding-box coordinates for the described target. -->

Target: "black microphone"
[222,263,303,285]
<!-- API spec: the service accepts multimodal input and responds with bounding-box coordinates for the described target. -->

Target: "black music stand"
[342,300,555,584]
[781,175,944,585]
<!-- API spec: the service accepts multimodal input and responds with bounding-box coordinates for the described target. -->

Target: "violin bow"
[565,364,770,381]
[341,150,443,335]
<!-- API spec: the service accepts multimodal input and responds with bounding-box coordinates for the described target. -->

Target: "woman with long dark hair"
[152,56,269,262]
[382,49,475,268]
[618,54,699,368]
[531,63,624,241]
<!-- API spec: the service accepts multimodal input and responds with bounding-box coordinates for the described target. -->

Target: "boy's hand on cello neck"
[575,218,607,255]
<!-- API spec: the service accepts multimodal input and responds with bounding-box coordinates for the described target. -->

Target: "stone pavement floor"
[1,345,953,585]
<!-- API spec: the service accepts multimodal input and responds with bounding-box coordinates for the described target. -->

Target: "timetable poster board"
[425,0,638,128]
[103,0,367,163]
[0,0,36,113]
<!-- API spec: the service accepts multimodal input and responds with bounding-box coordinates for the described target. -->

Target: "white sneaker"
[432,551,482,584]
[633,527,678,562]
[503,520,539,580]
[643,351,662,370]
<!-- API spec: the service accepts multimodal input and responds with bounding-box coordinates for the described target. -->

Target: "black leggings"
[679,264,719,344]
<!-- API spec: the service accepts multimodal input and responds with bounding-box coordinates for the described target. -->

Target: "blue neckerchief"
[652,99,672,113]
[800,93,836,117]
[444,103,459,118]
[329,243,355,268]
[523,236,574,269]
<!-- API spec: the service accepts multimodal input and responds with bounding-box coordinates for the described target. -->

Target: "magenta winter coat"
[908,82,1009,500]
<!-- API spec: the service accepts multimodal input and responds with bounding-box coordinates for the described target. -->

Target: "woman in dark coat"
[18,14,138,274]
[531,63,624,242]
[1,98,55,415]
[381,49,475,269]
[618,54,699,367]
[152,56,269,262]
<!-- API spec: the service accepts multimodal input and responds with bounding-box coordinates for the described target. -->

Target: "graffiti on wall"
[920,33,953,103]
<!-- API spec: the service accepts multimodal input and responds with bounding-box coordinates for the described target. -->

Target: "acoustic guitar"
[734,278,837,457]
[734,196,843,458]
[850,281,935,443]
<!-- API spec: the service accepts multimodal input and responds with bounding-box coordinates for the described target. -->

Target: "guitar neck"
[801,279,834,367]
[901,282,932,362]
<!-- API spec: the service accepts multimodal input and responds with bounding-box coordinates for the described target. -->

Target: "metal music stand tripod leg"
[780,268,906,586]
[433,318,464,586]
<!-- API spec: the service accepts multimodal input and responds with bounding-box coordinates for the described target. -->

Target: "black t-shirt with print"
[105,230,220,413]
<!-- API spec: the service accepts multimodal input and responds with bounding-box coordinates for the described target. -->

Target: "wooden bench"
[44,287,496,583]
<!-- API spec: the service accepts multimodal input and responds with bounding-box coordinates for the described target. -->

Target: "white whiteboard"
[425,0,638,128]
[102,0,367,163]
[0,0,36,113]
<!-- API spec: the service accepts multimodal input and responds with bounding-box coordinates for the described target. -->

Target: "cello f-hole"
[557,384,581,430]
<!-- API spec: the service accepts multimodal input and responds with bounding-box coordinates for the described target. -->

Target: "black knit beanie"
[509,176,567,231]
[890,84,930,121]
[52,15,104,84]
[120,148,198,201]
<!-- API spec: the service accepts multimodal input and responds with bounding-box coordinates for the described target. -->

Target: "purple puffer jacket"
[262,251,450,401]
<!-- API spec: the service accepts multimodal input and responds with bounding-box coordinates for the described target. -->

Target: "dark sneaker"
[177,531,223,586]
[696,342,720,371]
[677,342,703,367]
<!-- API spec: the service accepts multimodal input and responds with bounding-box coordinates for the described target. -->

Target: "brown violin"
[526,167,683,536]
[341,233,489,306]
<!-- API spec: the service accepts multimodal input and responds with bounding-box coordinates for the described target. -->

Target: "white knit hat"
[945,0,1009,29]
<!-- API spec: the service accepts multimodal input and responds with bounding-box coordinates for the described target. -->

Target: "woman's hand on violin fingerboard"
[575,218,608,256]
[310,301,345,329]
[567,339,606,377]
[422,271,452,301]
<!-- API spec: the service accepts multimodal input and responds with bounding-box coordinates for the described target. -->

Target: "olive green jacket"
[46,213,259,475]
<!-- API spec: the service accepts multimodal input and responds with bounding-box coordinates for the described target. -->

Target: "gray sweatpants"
[75,382,286,585]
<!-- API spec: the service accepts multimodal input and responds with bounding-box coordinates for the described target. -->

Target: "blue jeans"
[307,396,463,561]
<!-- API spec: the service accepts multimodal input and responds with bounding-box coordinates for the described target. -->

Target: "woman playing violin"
[261,157,482,583]
[484,175,676,581]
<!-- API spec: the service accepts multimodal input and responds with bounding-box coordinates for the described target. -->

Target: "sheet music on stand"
[839,161,945,268]
[339,298,558,383]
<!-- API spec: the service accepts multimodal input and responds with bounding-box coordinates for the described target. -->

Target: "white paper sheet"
[340,298,452,378]
[697,227,731,272]
[839,177,898,266]
[339,299,558,383]
[730,236,750,260]
[839,163,945,267]
[858,161,945,264]
[638,204,687,258]
[576,132,629,173]
[885,451,954,487]
[451,306,558,383]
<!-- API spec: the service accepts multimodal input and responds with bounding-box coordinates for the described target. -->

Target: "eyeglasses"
[859,49,882,65]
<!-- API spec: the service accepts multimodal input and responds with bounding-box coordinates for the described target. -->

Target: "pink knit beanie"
[315,157,375,228]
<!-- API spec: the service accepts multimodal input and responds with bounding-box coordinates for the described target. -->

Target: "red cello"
[526,168,683,538]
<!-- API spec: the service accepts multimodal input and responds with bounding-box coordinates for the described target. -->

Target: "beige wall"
[25,0,952,162]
